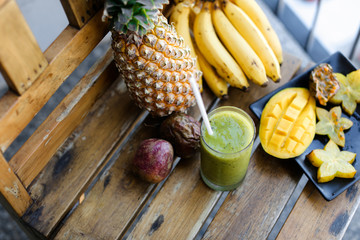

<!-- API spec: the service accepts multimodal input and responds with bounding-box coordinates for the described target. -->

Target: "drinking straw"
[189,76,214,135]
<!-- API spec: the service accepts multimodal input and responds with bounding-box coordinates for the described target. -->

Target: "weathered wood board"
[277,180,360,240]
[0,0,48,94]
[0,153,31,216]
[9,49,116,188]
[53,53,301,239]
[22,74,144,237]
[53,82,216,240]
[60,0,104,28]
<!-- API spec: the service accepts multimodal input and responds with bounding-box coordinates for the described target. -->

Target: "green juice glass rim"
[200,106,256,155]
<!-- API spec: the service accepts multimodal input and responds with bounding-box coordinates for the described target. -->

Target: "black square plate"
[249,52,360,201]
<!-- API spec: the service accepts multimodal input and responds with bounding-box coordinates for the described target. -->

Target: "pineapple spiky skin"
[111,15,201,117]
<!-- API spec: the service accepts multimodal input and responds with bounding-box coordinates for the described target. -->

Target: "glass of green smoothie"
[200,106,256,191]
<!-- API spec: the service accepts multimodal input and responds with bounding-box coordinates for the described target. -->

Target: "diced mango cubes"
[259,88,316,159]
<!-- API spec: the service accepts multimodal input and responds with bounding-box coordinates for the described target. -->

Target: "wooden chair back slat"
[0,153,31,216]
[9,49,116,188]
[0,10,108,153]
[0,0,48,95]
[60,0,104,29]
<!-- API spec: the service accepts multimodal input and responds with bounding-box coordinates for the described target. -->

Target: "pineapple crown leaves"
[103,0,169,36]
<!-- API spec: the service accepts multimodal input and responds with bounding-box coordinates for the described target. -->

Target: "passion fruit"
[160,113,201,159]
[132,138,174,183]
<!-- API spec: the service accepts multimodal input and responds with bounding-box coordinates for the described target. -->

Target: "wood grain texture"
[60,0,104,28]
[0,0,48,94]
[53,86,217,240]
[0,153,31,216]
[9,49,116,188]
[0,9,108,153]
[199,53,302,239]
[53,53,301,240]
[54,118,160,240]
[127,155,221,240]
[127,53,301,240]
[277,181,360,240]
[203,146,302,240]
[22,76,144,237]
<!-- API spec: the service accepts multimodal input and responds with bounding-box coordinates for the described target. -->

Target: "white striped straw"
[189,76,213,135]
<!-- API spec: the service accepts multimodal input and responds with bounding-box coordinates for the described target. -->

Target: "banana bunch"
[169,0,283,99]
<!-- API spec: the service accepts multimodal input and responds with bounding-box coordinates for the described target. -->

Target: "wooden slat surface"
[127,53,302,239]
[53,53,301,239]
[203,147,302,239]
[200,54,303,239]
[60,0,104,28]
[277,179,360,239]
[21,76,145,237]
[0,153,31,216]
[9,49,116,188]
[0,0,48,95]
[54,84,217,240]
[0,9,108,153]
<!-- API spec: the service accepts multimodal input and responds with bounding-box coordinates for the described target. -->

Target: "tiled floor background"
[0,0,359,239]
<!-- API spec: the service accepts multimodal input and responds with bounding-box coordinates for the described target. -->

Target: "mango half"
[259,88,316,159]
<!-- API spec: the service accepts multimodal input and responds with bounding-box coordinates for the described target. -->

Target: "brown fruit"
[160,113,201,158]
[132,138,174,183]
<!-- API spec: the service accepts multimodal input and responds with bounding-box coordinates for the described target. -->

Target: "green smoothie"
[200,106,255,191]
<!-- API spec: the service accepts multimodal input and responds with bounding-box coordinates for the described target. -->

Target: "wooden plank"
[53,120,161,239]
[21,75,145,237]
[0,153,32,216]
[53,53,301,239]
[53,86,216,240]
[9,49,116,188]
[0,9,108,153]
[60,0,104,28]
[201,147,301,239]
[277,181,360,240]
[0,0,48,94]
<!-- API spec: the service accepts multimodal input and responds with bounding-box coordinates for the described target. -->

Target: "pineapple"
[103,0,201,117]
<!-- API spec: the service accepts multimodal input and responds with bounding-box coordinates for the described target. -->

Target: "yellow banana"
[212,2,268,86]
[222,0,281,82]
[170,2,202,91]
[195,47,228,99]
[232,0,283,64]
[193,2,249,90]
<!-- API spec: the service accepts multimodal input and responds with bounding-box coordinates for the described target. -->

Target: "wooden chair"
[0,0,127,238]
[3,0,358,239]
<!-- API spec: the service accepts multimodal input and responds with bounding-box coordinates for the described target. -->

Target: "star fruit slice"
[315,106,353,147]
[307,140,356,183]
[329,69,360,115]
